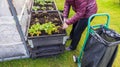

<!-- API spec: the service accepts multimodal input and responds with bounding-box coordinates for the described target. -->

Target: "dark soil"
[28,1,65,37]
[30,11,61,26]
[29,11,65,36]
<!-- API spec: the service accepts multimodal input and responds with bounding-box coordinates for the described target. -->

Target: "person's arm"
[66,1,87,25]
[63,0,70,19]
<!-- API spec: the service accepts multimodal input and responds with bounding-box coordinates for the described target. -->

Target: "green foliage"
[29,22,59,36]
[41,6,46,10]
[34,0,54,11]
[45,0,53,2]
[42,22,59,35]
[34,0,53,5]
[34,0,42,4]
[32,6,40,11]
[35,18,39,22]
[48,7,54,10]
[47,2,53,5]
[28,23,42,36]
[34,0,46,5]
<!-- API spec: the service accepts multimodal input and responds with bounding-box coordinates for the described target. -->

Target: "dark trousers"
[69,18,89,50]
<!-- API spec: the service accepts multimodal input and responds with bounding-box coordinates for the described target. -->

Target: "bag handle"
[88,13,110,31]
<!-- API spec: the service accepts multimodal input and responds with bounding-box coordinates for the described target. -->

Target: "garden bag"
[81,26,120,67]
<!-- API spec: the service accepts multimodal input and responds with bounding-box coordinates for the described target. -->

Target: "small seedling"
[41,7,46,10]
[35,18,39,22]
[49,7,54,10]
[42,22,59,35]
[54,18,59,21]
[32,6,40,11]
[28,23,42,36]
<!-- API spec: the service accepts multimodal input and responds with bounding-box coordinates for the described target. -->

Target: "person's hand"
[64,18,67,22]
[62,22,68,29]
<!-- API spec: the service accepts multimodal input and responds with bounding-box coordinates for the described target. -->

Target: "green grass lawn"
[0,0,120,67]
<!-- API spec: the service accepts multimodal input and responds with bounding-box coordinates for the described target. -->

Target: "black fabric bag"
[81,26,120,67]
